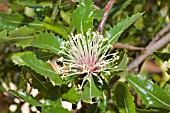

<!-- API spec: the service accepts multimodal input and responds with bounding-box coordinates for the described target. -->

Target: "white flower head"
[59,29,119,84]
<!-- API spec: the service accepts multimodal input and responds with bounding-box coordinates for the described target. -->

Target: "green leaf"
[80,75,102,102]
[91,76,102,97]
[95,92,109,113]
[42,99,71,113]
[22,67,61,100]
[80,83,91,102]
[74,0,94,33]
[60,10,71,25]
[62,86,80,104]
[94,9,104,20]
[167,68,170,75]
[43,17,68,40]
[107,13,144,44]
[21,53,62,85]
[114,82,136,113]
[163,83,170,95]
[0,84,6,92]
[11,52,32,66]
[21,67,48,95]
[154,51,170,61]
[114,54,127,71]
[17,1,42,8]
[126,74,170,110]
[35,50,55,61]
[110,0,133,19]
[17,1,52,8]
[0,26,34,48]
[136,109,165,113]
[0,30,8,41]
[51,0,61,21]
[0,13,42,30]
[32,33,63,54]
[9,90,41,107]
[42,104,71,113]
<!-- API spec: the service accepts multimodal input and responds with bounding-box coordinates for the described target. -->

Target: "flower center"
[59,30,117,76]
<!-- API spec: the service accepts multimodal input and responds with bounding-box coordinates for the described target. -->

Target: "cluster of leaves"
[0,0,169,113]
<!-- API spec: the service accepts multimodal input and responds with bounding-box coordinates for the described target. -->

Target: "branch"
[97,0,116,34]
[148,23,170,46]
[128,24,170,71]
[113,42,145,51]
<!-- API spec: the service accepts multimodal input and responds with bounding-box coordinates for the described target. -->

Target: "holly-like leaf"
[62,86,80,104]
[21,67,48,95]
[17,1,52,8]
[43,104,71,113]
[35,50,55,61]
[17,1,42,8]
[0,13,42,30]
[80,75,102,102]
[114,82,136,113]
[0,26,34,48]
[0,30,8,42]
[21,53,62,85]
[94,9,104,21]
[51,0,61,21]
[126,74,170,110]
[80,83,91,102]
[163,83,170,95]
[114,54,127,72]
[32,33,63,54]
[91,76,102,97]
[110,0,133,19]
[154,51,170,61]
[22,67,61,100]
[11,52,32,66]
[43,17,68,40]
[42,99,71,113]
[107,12,144,44]
[9,90,41,107]
[95,93,109,113]
[74,0,94,33]
[0,26,34,42]
[60,10,71,25]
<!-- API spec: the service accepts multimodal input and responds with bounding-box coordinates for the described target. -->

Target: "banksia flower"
[59,30,119,86]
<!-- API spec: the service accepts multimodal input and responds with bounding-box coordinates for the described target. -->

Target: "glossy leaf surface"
[107,13,144,44]
[0,26,34,48]
[11,52,32,66]
[74,0,94,33]
[127,74,170,110]
[114,82,136,113]
[43,17,68,40]
[114,54,127,72]
[80,75,102,102]
[17,1,51,8]
[32,33,63,54]
[21,53,62,85]
[62,86,80,104]
[42,99,71,113]
[9,90,41,106]
[0,13,42,30]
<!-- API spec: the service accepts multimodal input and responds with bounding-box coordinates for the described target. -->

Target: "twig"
[113,42,145,51]
[128,25,170,71]
[93,4,100,10]
[148,23,170,46]
[97,0,116,34]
